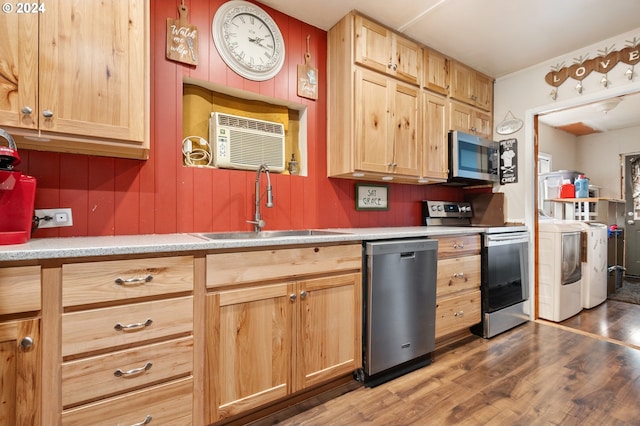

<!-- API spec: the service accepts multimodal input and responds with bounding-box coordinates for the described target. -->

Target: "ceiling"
[258,0,640,134]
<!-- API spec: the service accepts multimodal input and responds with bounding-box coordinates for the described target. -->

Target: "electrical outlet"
[34,208,73,228]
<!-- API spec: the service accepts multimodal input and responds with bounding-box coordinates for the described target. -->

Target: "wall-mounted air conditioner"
[209,112,285,172]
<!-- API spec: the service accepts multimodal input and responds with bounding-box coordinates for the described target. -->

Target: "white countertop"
[0,226,528,262]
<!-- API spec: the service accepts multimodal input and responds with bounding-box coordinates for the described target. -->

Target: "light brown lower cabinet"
[205,244,362,424]
[430,234,482,343]
[0,318,41,426]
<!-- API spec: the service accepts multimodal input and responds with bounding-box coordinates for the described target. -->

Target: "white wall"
[576,125,640,199]
[538,123,578,171]
[494,27,640,223]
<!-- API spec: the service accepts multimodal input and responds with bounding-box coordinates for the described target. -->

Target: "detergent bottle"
[574,174,589,198]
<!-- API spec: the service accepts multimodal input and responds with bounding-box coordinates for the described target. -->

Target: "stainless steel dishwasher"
[358,238,438,387]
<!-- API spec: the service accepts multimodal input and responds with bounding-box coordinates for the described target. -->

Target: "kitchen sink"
[196,230,349,240]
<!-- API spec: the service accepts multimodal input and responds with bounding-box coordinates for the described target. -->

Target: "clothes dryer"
[538,220,583,321]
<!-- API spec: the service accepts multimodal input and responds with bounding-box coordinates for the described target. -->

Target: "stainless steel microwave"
[448,130,499,184]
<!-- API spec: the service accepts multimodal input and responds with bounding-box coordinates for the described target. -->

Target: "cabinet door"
[296,273,361,391]
[423,48,449,95]
[449,100,473,134]
[38,0,145,142]
[450,61,473,105]
[474,72,493,111]
[355,68,393,174]
[393,36,422,86]
[472,108,493,139]
[422,92,448,181]
[392,82,421,176]
[206,284,293,423]
[0,318,41,426]
[354,15,391,76]
[0,11,38,129]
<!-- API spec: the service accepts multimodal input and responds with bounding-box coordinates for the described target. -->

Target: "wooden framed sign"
[356,184,389,211]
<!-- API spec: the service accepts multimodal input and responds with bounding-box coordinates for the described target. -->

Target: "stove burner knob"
[431,205,437,211]
[437,205,443,211]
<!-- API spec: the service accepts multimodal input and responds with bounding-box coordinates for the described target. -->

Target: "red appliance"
[0,129,36,245]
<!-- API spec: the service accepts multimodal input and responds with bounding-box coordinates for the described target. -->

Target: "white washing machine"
[579,222,608,309]
[538,220,584,322]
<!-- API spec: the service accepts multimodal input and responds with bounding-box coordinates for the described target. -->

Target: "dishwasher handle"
[485,232,529,247]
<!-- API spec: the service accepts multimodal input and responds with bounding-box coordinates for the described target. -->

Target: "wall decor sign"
[166,3,199,65]
[499,139,517,185]
[297,35,318,100]
[545,37,639,99]
[356,184,389,210]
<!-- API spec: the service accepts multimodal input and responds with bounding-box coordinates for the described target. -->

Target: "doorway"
[624,154,640,278]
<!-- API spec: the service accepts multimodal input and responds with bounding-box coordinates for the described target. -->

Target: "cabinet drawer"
[62,336,193,408]
[206,244,361,288]
[432,234,481,258]
[0,266,40,315]
[62,256,193,307]
[436,255,481,297]
[435,290,481,338]
[62,296,193,357]
[61,377,193,426]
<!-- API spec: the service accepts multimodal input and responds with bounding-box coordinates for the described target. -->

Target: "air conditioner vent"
[210,112,285,172]
[217,114,285,136]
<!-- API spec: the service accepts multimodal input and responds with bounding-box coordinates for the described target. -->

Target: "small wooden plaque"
[297,52,318,100]
[166,5,198,66]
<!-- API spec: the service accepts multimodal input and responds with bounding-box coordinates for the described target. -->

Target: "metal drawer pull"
[114,318,153,332]
[454,310,465,317]
[114,361,152,377]
[452,273,465,279]
[453,242,465,249]
[131,415,152,426]
[115,274,153,286]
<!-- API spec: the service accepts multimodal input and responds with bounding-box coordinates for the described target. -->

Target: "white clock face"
[213,1,286,81]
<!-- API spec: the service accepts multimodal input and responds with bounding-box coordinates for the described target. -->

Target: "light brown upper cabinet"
[449,100,493,139]
[423,48,449,96]
[450,60,493,112]
[422,92,449,181]
[354,15,422,86]
[328,13,423,184]
[0,0,149,159]
[355,68,421,177]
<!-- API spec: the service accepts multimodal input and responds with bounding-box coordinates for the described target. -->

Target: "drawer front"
[63,256,193,307]
[432,234,481,258]
[62,296,193,357]
[435,290,481,338]
[62,336,193,408]
[206,244,361,288]
[436,255,481,297]
[0,266,40,315]
[61,377,193,426]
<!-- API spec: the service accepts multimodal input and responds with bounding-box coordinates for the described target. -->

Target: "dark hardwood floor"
[273,300,640,426]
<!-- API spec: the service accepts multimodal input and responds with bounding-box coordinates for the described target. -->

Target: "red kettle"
[0,128,21,170]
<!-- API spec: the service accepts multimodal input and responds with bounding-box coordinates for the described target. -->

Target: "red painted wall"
[23,0,463,238]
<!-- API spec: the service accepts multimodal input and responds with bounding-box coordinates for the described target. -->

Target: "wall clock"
[212,0,286,81]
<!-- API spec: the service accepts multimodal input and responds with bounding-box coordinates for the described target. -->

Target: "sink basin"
[197,230,349,240]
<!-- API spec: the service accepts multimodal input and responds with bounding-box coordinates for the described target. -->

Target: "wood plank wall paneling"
[23,0,466,238]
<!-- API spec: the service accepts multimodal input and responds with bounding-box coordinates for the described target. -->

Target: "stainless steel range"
[422,200,530,338]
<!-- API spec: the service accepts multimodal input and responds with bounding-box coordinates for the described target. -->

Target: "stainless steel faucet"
[247,164,274,232]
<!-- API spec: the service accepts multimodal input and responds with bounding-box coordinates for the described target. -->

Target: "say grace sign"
[356,184,389,211]
[545,44,639,87]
